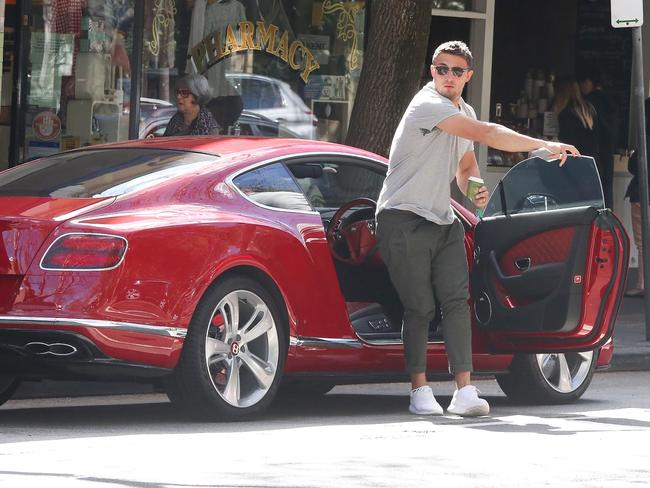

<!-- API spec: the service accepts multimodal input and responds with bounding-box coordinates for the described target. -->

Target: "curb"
[607,352,650,372]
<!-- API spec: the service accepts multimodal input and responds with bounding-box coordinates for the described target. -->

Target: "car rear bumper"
[0,315,185,373]
[0,329,172,381]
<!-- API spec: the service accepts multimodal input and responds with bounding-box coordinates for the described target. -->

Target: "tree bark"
[345,1,434,156]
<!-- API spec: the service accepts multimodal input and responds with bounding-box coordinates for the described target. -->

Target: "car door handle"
[515,257,531,270]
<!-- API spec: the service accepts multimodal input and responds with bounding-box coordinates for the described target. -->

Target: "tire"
[496,350,598,405]
[0,375,20,407]
[167,275,287,420]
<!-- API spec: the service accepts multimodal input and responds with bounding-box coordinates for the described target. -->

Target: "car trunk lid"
[0,196,115,276]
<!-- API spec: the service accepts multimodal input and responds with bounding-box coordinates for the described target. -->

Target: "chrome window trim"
[39,232,129,272]
[0,315,187,338]
[225,151,388,216]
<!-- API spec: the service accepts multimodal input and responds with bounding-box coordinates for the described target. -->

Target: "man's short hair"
[432,41,473,67]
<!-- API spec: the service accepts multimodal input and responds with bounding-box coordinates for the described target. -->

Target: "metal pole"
[631,27,650,341]
[128,0,145,140]
[8,0,30,166]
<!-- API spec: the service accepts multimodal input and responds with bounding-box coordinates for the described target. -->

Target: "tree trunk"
[345,1,433,156]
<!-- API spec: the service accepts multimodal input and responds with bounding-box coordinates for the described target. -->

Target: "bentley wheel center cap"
[230,342,240,355]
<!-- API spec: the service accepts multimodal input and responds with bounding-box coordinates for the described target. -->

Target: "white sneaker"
[447,385,490,417]
[409,385,443,415]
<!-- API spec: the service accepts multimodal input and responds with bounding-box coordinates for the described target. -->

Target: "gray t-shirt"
[376,82,476,225]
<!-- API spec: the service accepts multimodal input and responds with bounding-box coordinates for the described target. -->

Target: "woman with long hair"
[552,76,599,160]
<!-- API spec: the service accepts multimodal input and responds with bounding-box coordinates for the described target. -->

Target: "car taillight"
[41,234,128,270]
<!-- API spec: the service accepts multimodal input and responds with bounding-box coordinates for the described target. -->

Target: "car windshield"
[483,155,605,217]
[0,148,218,198]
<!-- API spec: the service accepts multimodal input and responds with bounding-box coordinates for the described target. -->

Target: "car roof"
[99,136,386,162]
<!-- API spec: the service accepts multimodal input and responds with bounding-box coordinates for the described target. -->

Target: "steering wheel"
[326,198,379,266]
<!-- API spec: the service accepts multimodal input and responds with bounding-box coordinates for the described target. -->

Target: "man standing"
[375,41,579,417]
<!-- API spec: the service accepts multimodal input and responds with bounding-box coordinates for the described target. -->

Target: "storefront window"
[0,0,12,170]
[22,0,134,161]
[141,0,366,142]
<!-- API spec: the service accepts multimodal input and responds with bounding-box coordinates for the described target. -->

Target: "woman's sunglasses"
[433,65,471,78]
[176,88,192,98]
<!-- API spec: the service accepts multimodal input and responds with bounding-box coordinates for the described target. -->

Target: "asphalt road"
[1,371,649,488]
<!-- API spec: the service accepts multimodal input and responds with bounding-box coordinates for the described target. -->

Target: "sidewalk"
[610,293,650,371]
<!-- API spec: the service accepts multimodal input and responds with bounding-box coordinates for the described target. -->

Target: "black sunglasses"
[176,88,192,98]
[433,65,471,78]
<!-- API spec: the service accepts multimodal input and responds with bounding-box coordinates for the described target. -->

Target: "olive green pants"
[376,209,473,375]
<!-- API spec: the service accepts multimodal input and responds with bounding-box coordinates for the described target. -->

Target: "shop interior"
[488,0,632,169]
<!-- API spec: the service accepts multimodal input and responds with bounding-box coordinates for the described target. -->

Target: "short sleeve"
[407,92,462,133]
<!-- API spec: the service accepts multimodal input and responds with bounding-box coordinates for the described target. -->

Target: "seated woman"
[164,74,220,136]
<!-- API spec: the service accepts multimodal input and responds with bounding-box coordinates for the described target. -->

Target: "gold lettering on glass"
[147,0,177,57]
[322,0,364,71]
[190,22,320,82]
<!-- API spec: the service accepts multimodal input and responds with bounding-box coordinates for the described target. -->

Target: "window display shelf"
[66,99,128,145]
[311,99,351,143]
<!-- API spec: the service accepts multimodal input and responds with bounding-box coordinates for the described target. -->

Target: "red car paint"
[0,137,627,386]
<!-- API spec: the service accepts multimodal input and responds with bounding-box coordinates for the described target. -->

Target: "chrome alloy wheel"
[204,289,280,408]
[535,351,595,393]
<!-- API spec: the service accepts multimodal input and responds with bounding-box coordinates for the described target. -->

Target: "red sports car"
[0,137,628,418]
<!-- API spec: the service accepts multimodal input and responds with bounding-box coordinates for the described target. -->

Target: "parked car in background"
[226,73,317,140]
[139,109,300,139]
[0,138,628,418]
[138,97,174,117]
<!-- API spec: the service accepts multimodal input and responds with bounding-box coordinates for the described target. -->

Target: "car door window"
[289,160,385,210]
[233,163,312,212]
[483,156,604,218]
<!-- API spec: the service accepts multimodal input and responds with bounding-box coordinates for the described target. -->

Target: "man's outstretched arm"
[438,113,580,165]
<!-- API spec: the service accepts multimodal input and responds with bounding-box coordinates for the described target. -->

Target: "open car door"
[472,155,629,353]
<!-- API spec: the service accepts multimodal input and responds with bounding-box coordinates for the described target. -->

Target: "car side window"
[289,160,385,210]
[483,155,604,218]
[233,163,312,212]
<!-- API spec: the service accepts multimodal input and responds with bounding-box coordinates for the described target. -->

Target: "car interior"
[234,154,614,345]
[288,161,445,344]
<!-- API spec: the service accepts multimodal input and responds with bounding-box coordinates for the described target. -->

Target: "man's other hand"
[473,186,489,209]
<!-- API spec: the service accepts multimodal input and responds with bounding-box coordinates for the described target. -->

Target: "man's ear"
[466,69,475,83]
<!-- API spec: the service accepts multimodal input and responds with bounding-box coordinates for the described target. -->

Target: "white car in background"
[226,73,317,140]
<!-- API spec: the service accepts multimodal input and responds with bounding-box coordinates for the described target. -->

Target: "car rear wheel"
[496,350,597,404]
[0,375,20,406]
[167,275,286,419]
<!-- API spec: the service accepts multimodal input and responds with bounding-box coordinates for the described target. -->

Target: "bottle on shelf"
[524,70,534,101]
[546,72,555,102]
[533,69,545,102]
[516,91,529,119]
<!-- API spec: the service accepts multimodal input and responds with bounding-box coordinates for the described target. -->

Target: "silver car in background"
[226,73,317,140]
